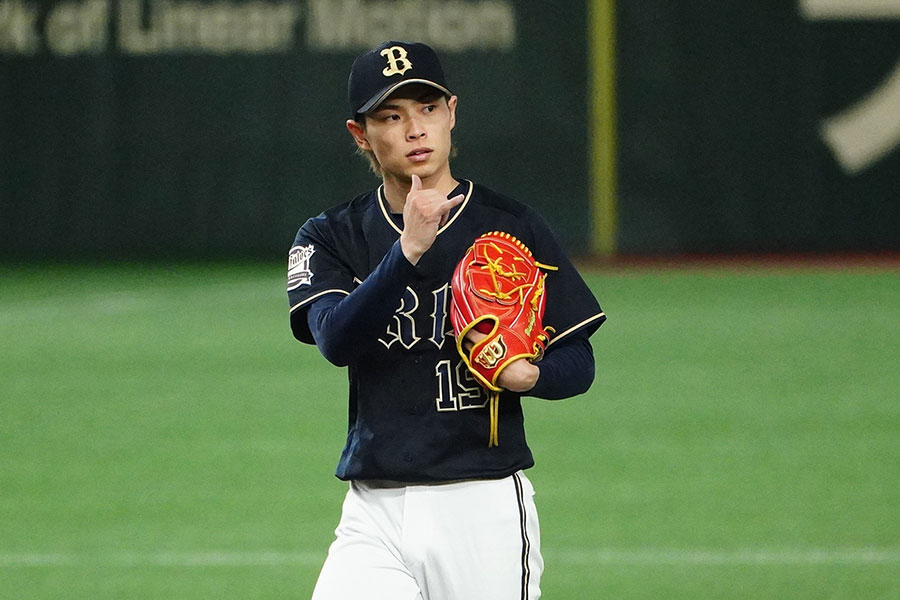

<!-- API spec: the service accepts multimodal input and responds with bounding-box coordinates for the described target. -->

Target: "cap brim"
[357,79,453,115]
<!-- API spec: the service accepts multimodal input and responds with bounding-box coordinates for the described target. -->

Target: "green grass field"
[2,262,899,599]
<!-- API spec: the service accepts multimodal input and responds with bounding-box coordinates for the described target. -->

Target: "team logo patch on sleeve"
[286,245,316,291]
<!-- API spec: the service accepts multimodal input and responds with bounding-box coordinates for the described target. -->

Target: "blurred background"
[2,1,899,598]
[3,0,898,260]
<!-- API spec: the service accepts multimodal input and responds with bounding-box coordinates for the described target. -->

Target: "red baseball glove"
[450,231,556,446]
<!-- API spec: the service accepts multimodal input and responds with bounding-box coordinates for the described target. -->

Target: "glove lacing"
[474,236,557,447]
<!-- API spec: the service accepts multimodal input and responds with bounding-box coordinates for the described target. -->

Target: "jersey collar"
[377,180,474,236]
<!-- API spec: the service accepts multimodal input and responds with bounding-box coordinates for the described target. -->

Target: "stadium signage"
[0,0,517,56]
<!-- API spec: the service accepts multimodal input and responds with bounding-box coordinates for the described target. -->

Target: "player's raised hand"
[400,174,464,265]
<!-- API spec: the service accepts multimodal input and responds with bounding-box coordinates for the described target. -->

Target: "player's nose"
[406,118,426,140]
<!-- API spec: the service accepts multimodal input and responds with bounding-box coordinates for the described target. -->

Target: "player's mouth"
[406,147,433,162]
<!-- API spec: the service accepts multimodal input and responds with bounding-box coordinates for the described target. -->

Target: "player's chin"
[404,156,434,175]
[407,153,449,177]
[403,164,436,180]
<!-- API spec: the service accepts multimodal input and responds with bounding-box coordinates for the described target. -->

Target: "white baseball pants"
[310,471,542,600]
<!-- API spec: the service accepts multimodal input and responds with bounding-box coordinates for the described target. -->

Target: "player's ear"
[346,119,371,150]
[447,95,458,131]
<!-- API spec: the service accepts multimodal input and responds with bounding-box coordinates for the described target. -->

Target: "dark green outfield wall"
[616,1,900,254]
[2,0,899,259]
[0,0,591,260]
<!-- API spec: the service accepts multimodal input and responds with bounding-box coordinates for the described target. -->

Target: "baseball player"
[287,40,605,600]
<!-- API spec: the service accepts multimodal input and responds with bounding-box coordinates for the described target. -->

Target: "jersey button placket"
[409,355,422,415]
[412,356,423,411]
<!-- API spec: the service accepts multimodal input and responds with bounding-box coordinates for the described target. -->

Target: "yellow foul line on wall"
[589,0,618,256]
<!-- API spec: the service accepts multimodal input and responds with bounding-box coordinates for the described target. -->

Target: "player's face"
[356,85,457,183]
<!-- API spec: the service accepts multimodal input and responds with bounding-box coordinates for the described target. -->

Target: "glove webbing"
[478,242,557,306]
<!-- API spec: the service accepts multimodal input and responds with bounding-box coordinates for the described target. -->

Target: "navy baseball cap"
[348,41,453,118]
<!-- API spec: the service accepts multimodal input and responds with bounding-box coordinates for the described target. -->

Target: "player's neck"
[382,169,459,213]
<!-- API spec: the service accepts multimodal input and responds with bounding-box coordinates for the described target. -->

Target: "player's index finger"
[439,194,465,215]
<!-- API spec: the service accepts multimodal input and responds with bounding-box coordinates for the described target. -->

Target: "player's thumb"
[409,173,422,193]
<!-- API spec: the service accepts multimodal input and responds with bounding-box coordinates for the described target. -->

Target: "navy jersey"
[287,180,605,482]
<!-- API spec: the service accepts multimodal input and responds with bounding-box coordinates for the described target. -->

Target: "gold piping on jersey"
[377,179,474,236]
[378,185,403,235]
[438,180,473,233]
[545,312,606,347]
[289,288,351,313]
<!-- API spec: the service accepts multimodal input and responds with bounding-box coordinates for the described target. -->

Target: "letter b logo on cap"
[381,46,413,77]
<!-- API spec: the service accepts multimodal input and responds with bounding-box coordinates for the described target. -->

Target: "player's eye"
[424,105,436,113]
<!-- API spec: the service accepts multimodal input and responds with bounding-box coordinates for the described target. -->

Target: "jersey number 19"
[378,284,489,413]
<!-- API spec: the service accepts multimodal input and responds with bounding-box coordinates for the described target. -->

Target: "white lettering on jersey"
[378,286,421,349]
[434,359,488,412]
[286,244,315,291]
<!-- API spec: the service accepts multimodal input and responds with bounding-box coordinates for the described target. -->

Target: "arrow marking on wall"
[801,0,900,173]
